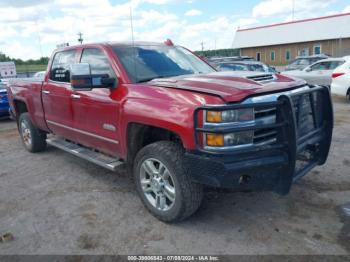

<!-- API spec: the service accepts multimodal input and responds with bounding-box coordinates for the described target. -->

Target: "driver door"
[71,48,121,157]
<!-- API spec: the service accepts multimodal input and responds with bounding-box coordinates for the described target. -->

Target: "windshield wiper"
[136,74,181,83]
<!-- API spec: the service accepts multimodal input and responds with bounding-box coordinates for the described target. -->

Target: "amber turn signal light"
[206,111,222,123]
[206,133,224,147]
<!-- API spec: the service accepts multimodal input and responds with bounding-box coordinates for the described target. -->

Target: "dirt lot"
[0,96,349,255]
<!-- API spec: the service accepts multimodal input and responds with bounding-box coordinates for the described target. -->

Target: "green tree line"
[195,48,240,58]
[0,52,49,65]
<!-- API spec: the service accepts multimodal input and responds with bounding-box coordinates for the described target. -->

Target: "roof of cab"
[54,41,170,52]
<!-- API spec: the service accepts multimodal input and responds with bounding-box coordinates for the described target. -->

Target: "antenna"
[130,6,137,81]
[200,41,205,52]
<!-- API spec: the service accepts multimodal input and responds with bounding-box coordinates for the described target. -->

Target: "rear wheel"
[133,141,203,222]
[19,113,47,153]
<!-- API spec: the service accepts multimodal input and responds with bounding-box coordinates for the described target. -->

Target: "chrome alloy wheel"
[140,158,176,211]
[20,120,32,147]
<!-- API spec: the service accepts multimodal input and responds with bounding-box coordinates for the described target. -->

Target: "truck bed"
[7,78,48,132]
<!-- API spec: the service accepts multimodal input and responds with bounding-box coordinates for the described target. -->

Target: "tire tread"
[133,141,203,222]
[19,113,47,153]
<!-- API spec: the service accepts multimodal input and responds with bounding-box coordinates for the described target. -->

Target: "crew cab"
[7,41,333,222]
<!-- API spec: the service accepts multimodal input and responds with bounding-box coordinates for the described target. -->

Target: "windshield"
[113,45,215,83]
[248,64,267,72]
[219,63,249,71]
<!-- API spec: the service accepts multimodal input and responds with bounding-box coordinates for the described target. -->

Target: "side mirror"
[70,63,117,90]
[305,67,312,72]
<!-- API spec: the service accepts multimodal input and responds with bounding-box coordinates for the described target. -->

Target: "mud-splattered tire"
[19,113,47,153]
[133,141,203,222]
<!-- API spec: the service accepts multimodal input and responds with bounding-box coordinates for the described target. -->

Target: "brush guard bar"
[187,86,333,194]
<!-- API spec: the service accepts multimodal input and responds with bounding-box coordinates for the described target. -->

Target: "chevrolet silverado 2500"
[7,42,333,222]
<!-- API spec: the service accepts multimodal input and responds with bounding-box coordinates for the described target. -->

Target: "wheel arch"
[12,99,29,127]
[125,122,183,167]
[13,99,28,119]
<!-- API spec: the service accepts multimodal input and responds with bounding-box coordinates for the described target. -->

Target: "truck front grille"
[253,89,323,146]
[290,93,320,138]
[253,107,277,145]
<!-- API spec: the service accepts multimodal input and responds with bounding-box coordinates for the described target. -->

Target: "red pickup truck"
[7,41,333,222]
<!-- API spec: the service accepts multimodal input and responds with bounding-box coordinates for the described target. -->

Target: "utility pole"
[292,0,295,21]
[200,41,205,52]
[77,32,83,44]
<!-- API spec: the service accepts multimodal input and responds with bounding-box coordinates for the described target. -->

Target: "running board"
[46,137,124,171]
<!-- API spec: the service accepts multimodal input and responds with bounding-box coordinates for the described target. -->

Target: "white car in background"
[331,56,350,101]
[281,58,346,87]
[33,71,46,79]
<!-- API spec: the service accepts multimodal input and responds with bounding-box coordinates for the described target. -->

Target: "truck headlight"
[206,131,254,147]
[205,108,254,148]
[206,108,254,123]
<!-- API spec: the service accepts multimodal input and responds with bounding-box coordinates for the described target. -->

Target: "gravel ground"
[0,96,349,255]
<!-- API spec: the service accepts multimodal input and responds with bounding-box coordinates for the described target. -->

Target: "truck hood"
[149,71,306,102]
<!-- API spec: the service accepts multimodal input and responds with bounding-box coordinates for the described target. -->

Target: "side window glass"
[310,63,320,70]
[50,50,76,82]
[329,61,344,70]
[318,62,330,70]
[80,48,115,77]
[310,62,327,71]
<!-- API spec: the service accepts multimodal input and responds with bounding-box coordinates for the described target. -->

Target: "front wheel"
[133,141,203,222]
[19,113,47,153]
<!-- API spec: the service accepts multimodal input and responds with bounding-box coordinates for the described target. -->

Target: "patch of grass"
[16,64,47,73]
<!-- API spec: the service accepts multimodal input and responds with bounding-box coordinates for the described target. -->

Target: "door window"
[80,48,115,78]
[310,62,330,71]
[50,50,76,82]
[329,60,345,70]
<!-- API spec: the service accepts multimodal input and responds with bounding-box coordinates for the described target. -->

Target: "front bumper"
[186,86,333,195]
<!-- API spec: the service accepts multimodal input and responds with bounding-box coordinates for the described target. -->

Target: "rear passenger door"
[42,50,77,141]
[71,48,120,156]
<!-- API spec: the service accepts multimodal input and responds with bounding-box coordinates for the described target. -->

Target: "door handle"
[42,90,50,94]
[71,94,81,99]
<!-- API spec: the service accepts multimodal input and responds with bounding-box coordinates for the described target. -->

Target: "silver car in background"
[281,58,345,87]
[284,54,329,71]
[216,60,278,74]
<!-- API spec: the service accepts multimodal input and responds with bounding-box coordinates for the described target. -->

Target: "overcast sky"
[0,0,350,60]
